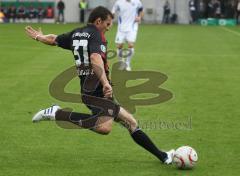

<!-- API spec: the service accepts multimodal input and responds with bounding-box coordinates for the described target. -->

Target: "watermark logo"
[137,116,192,131]
[48,53,175,130]
[49,62,173,114]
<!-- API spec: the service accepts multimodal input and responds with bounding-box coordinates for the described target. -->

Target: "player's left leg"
[117,43,124,62]
[126,42,134,71]
[32,105,61,122]
[55,108,114,135]
[115,107,175,164]
[32,93,119,135]
[32,105,115,135]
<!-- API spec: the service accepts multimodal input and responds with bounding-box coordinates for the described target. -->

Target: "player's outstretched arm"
[25,26,57,46]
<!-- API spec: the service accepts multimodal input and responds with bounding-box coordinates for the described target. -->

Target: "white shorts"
[115,30,138,44]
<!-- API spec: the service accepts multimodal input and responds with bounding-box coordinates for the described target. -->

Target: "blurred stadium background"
[0,0,240,24]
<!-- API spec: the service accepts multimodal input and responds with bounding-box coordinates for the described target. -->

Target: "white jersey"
[112,0,143,32]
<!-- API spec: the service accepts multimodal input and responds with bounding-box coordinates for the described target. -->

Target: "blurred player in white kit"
[112,0,144,71]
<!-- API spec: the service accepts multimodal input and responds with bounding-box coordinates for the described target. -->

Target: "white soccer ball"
[173,146,198,169]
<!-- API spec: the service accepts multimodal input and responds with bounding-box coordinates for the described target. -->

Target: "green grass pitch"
[0,23,240,176]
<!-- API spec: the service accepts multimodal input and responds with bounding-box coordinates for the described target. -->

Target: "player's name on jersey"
[72,32,91,38]
[77,68,94,76]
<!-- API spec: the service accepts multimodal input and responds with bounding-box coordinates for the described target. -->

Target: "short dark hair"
[88,6,113,23]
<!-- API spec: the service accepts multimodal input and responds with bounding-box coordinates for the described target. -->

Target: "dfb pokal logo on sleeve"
[100,45,106,53]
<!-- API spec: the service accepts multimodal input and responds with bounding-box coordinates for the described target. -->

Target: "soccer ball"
[173,146,198,169]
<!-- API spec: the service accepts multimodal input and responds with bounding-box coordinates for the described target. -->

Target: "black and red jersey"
[55,24,109,78]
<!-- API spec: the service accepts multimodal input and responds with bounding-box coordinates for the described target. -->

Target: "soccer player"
[79,0,88,23]
[57,0,65,23]
[112,0,144,71]
[25,6,174,164]
[189,0,197,24]
[162,0,170,24]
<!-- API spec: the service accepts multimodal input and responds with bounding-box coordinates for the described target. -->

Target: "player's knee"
[124,115,138,132]
[129,117,138,130]
[117,44,123,49]
[95,125,112,135]
[128,43,134,48]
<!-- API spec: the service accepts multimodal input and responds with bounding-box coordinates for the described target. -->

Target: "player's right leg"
[115,107,175,164]
[125,30,137,71]
[115,30,126,70]
[92,116,113,135]
[125,42,134,71]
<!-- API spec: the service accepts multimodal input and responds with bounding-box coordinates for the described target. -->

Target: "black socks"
[131,128,167,162]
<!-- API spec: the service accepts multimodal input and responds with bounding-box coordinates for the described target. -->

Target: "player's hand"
[25,26,43,40]
[103,83,113,98]
[135,16,142,23]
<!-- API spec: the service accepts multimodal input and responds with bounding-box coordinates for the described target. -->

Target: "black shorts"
[80,76,120,119]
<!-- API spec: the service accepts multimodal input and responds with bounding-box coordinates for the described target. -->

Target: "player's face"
[99,15,113,33]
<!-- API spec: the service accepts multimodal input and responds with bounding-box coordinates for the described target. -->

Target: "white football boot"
[125,66,132,71]
[164,149,175,164]
[32,105,61,122]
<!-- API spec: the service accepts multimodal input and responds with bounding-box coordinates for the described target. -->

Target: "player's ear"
[95,18,102,25]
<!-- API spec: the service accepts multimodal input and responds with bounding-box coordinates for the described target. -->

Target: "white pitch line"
[221,27,240,37]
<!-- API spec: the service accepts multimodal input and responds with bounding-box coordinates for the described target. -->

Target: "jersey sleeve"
[55,31,72,50]
[89,32,104,55]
